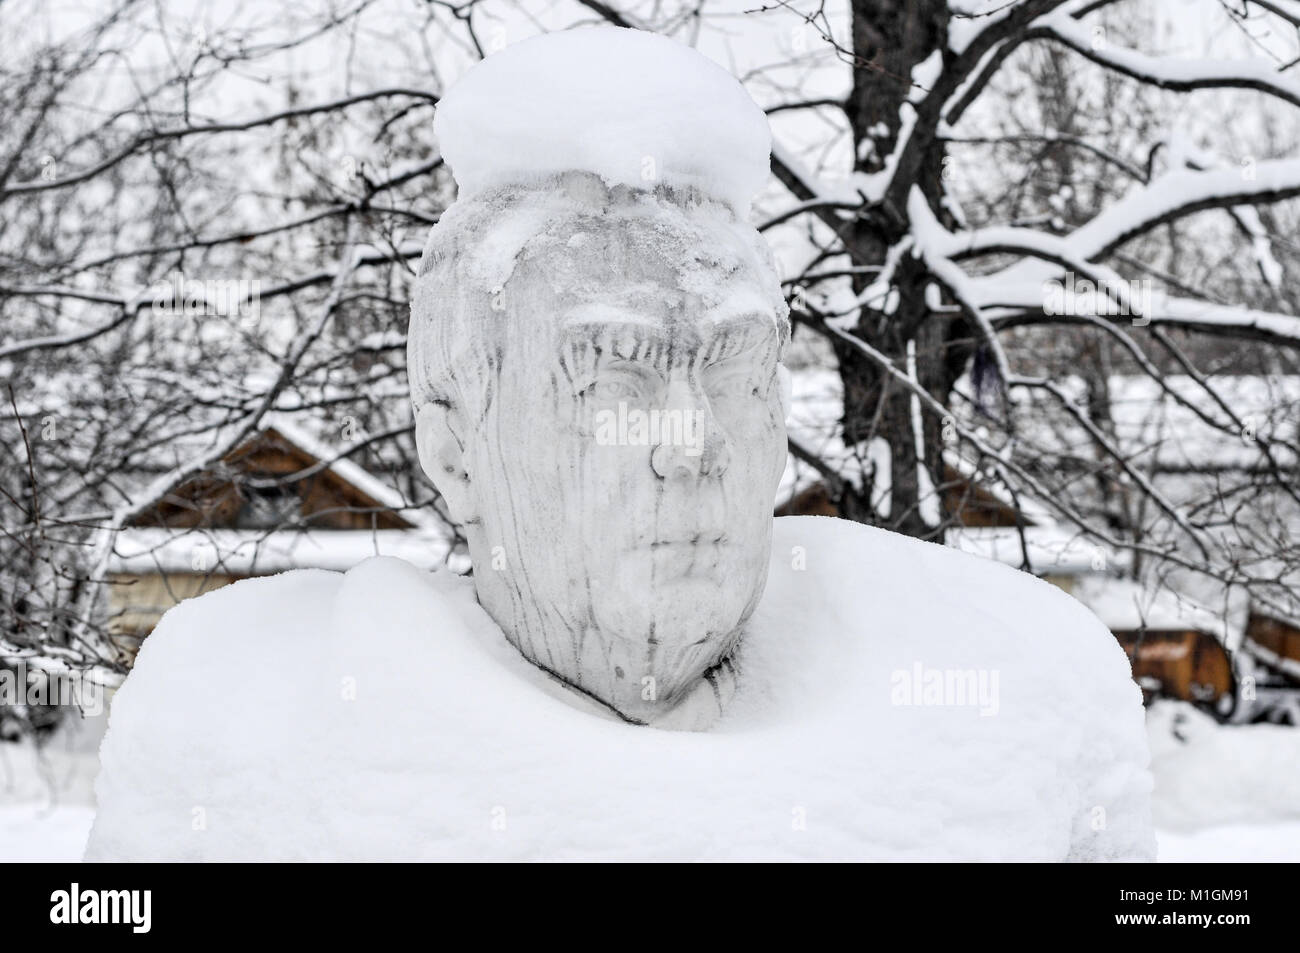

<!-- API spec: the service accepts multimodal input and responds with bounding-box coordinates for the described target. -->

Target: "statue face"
[414,188,788,722]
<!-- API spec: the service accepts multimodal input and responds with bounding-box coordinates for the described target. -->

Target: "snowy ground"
[1,701,1296,862]
[0,803,95,862]
[1157,822,1300,862]
[0,712,101,862]
[11,802,1300,862]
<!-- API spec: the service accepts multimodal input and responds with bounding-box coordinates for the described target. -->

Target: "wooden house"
[1237,609,1300,723]
[1243,610,1300,685]
[103,416,454,661]
[1068,575,1237,715]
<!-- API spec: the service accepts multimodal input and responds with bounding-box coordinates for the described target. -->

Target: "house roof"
[1004,374,1300,472]
[1245,582,1300,633]
[945,525,1127,576]
[107,527,462,576]
[256,413,445,534]
[780,367,1053,525]
[120,411,448,534]
[1070,575,1235,644]
[104,412,459,577]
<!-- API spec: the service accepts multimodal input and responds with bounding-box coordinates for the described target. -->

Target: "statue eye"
[706,369,756,400]
[581,376,643,401]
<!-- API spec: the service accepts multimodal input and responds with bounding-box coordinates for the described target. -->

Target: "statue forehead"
[510,213,777,318]
[420,173,784,317]
[558,286,780,337]
[412,177,790,381]
[507,246,783,361]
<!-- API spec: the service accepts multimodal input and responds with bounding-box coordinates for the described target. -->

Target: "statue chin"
[465,524,769,728]
[593,541,770,645]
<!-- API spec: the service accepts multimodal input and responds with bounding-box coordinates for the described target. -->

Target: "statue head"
[409,29,789,726]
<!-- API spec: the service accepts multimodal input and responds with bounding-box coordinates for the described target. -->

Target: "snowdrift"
[85,516,1154,861]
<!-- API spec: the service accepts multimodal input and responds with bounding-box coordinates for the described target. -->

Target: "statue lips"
[638,532,731,582]
[648,532,729,550]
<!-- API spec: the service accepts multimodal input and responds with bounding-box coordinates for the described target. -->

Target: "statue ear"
[414,401,476,525]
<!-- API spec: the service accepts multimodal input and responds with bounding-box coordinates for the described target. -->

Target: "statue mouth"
[647,533,729,550]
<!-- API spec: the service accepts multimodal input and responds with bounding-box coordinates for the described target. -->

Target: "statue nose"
[649,382,730,480]
[650,429,730,479]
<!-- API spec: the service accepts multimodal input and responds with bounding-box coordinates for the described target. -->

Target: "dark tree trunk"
[834,0,971,538]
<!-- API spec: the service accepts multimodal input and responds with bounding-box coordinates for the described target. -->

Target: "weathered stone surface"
[409,172,789,726]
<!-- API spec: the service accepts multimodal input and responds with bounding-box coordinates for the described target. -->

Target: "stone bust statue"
[409,173,789,728]
[407,27,788,729]
[84,26,1157,863]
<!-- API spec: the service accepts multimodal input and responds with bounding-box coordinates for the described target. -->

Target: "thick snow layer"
[0,804,96,862]
[107,527,457,576]
[85,516,1154,861]
[1072,576,1231,642]
[1147,701,1300,832]
[434,28,772,214]
[949,526,1121,576]
[1156,822,1300,862]
[0,717,103,861]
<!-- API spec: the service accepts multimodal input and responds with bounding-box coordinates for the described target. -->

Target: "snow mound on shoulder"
[85,519,1155,861]
[434,27,772,214]
[751,516,1155,861]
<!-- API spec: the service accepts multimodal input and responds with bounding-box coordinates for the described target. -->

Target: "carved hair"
[408,170,789,422]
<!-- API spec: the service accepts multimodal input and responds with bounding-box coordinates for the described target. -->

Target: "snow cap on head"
[434,27,772,215]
